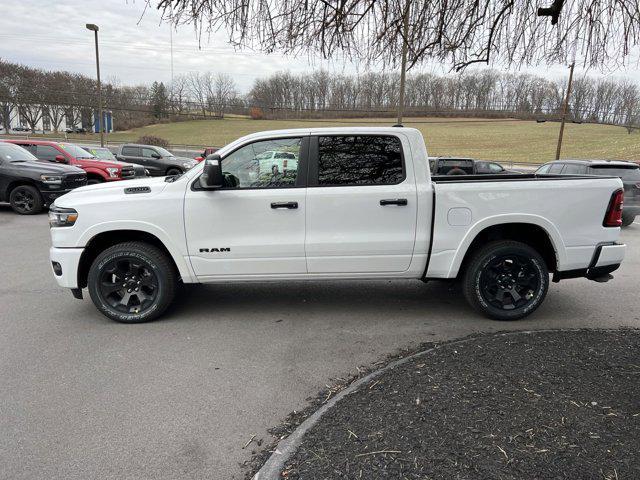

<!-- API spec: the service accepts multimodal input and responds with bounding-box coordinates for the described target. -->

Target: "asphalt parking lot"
[1,205,639,480]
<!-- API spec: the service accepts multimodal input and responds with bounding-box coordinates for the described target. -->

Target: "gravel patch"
[277,329,640,479]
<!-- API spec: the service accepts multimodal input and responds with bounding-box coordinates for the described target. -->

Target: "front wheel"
[9,185,43,214]
[462,241,549,321]
[87,241,177,323]
[166,168,182,176]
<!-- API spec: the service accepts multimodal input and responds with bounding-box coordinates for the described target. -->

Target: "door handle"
[380,198,408,206]
[271,201,298,209]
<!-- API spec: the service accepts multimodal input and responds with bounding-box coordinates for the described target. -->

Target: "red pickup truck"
[4,139,137,184]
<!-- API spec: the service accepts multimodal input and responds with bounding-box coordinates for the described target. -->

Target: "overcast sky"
[2,0,640,93]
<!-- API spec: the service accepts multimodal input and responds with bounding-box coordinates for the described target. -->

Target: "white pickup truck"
[48,127,626,323]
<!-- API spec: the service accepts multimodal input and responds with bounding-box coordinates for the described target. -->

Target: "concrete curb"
[253,328,570,480]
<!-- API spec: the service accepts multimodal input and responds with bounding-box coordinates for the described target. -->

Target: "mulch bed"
[278,329,640,479]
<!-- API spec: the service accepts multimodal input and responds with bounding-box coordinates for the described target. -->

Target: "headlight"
[41,174,63,185]
[106,167,120,178]
[49,206,78,228]
[182,162,193,169]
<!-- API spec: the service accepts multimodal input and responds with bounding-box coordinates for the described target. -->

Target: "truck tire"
[621,212,635,227]
[462,240,549,321]
[9,185,43,214]
[87,176,103,185]
[87,241,177,323]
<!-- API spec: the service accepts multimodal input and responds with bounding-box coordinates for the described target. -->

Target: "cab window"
[220,137,301,188]
[316,135,404,186]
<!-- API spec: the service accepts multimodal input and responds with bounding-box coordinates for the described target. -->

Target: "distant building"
[1,104,113,134]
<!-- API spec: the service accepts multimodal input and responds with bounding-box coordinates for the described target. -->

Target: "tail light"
[603,189,624,227]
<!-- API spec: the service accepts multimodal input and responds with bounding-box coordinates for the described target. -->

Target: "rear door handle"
[380,198,408,206]
[271,201,298,209]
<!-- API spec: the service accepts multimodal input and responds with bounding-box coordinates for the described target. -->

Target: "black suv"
[536,159,640,226]
[0,142,87,214]
[115,144,197,177]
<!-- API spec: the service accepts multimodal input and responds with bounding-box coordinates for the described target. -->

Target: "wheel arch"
[451,217,562,279]
[165,166,183,175]
[5,180,41,200]
[83,167,108,180]
[76,229,194,289]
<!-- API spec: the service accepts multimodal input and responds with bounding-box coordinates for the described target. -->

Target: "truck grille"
[121,166,135,179]
[62,173,88,189]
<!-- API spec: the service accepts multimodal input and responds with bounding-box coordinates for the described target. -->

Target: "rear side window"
[317,136,404,186]
[121,146,139,156]
[589,166,640,180]
[142,148,158,158]
[562,164,585,174]
[439,159,474,175]
[36,145,61,161]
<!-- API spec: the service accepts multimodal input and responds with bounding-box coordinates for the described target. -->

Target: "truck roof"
[555,159,638,168]
[238,126,421,138]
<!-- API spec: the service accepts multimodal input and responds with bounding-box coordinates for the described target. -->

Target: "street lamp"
[86,23,104,147]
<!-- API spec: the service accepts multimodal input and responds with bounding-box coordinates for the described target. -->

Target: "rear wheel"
[9,185,43,214]
[88,241,177,323]
[622,212,635,227]
[462,241,549,321]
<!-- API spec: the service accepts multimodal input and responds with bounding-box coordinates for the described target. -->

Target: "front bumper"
[41,189,75,205]
[553,243,626,282]
[50,246,84,289]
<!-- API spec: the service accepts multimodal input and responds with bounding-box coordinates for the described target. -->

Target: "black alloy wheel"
[88,241,177,323]
[97,257,159,315]
[9,185,43,214]
[479,254,541,311]
[463,240,549,321]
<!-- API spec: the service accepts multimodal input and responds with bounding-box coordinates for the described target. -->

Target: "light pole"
[86,23,104,147]
[555,62,575,160]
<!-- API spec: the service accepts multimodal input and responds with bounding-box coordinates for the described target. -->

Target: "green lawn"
[60,116,640,163]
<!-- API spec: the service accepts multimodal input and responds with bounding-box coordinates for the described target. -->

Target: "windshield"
[0,143,38,162]
[590,166,640,180]
[154,146,173,157]
[58,143,96,159]
[84,147,115,161]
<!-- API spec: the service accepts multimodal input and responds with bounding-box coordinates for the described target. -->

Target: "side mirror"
[152,153,161,159]
[54,155,67,163]
[200,155,224,189]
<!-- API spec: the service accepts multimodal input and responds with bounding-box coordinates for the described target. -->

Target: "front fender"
[76,220,196,283]
[82,167,108,180]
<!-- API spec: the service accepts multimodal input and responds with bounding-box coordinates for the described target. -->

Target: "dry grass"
[47,116,640,163]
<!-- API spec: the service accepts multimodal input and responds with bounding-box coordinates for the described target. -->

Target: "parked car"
[3,139,138,184]
[115,144,197,177]
[429,157,514,175]
[78,145,147,178]
[536,160,640,227]
[48,127,625,324]
[194,147,219,162]
[0,142,86,214]
[12,126,31,132]
[65,126,87,134]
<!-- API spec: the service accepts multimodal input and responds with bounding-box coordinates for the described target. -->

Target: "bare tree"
[159,0,640,120]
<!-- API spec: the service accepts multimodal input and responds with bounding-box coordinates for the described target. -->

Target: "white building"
[1,104,113,134]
